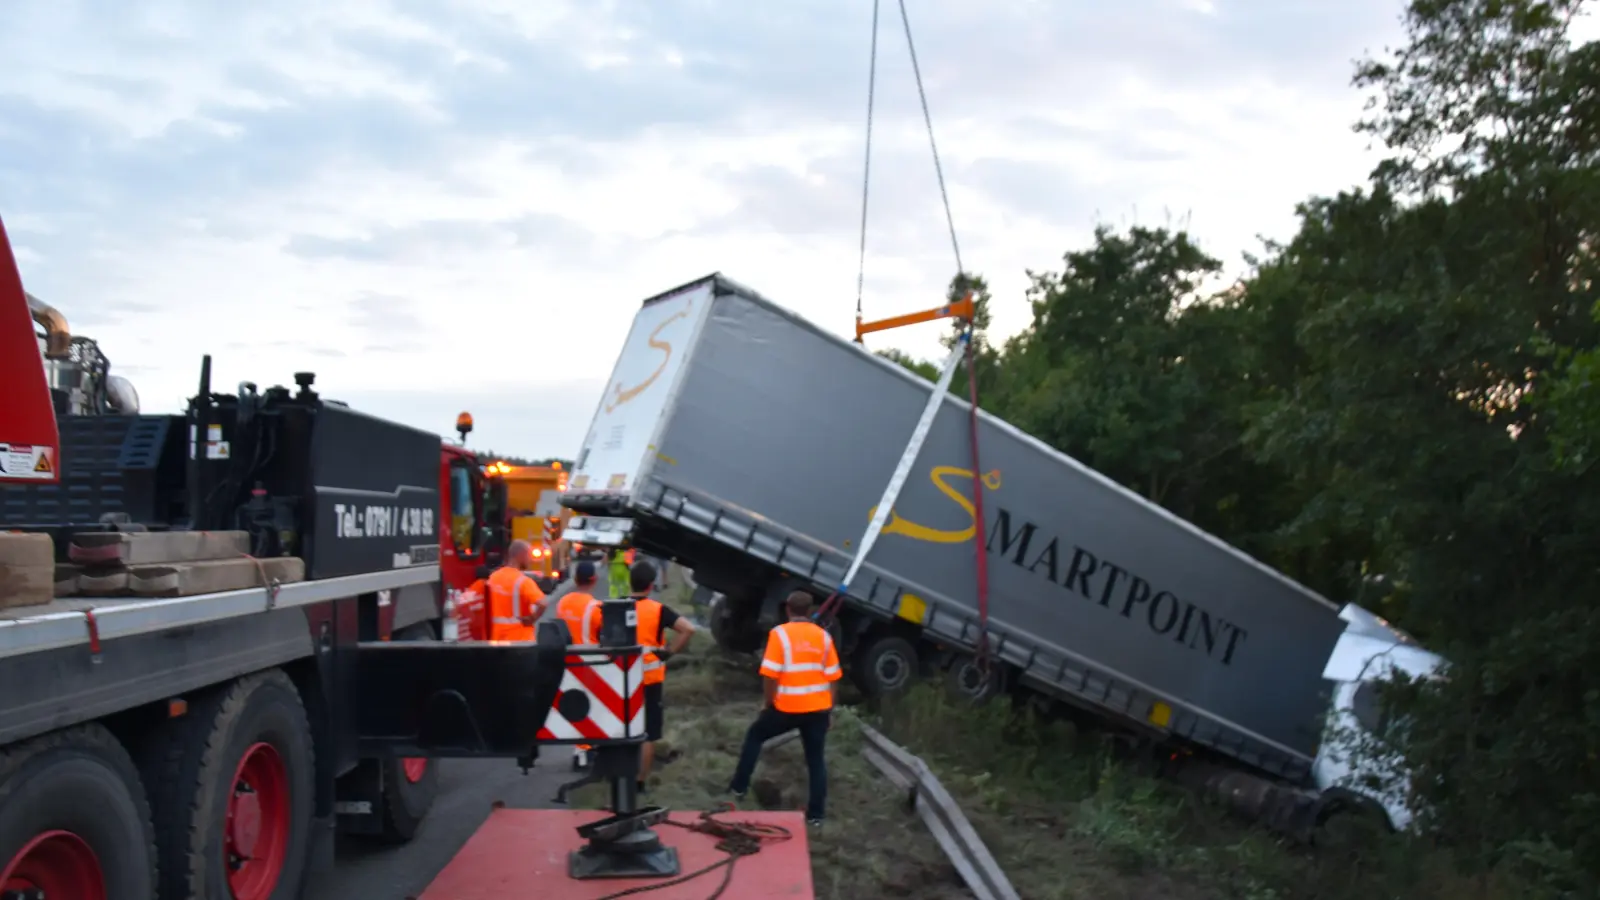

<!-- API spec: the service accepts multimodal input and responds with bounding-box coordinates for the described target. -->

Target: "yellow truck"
[489,461,571,580]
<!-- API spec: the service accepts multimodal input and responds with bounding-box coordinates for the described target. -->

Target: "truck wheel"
[945,655,1002,704]
[853,634,919,698]
[141,670,315,900]
[0,724,156,900]
[378,624,441,844]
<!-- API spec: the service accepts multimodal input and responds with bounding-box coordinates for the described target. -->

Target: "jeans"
[728,707,831,820]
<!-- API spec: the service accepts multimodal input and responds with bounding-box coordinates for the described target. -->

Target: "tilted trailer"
[561,273,1446,837]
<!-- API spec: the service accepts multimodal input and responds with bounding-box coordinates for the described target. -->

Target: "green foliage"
[869,0,1600,891]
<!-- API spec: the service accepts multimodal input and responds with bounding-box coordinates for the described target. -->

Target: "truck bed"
[571,275,1349,782]
[0,566,437,746]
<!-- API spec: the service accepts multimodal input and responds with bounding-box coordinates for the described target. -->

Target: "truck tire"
[0,724,157,900]
[140,670,315,900]
[378,624,441,844]
[945,655,1002,704]
[853,634,919,698]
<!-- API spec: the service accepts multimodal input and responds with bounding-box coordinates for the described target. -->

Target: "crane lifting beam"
[854,292,974,343]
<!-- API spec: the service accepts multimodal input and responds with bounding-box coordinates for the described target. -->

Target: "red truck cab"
[438,439,507,639]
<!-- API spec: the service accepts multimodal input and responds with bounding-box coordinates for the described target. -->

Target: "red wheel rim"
[401,757,427,783]
[2,830,107,900]
[226,742,290,900]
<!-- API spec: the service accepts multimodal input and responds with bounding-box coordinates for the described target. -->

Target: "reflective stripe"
[765,627,836,673]
[776,683,832,695]
[513,574,529,618]
[581,602,599,644]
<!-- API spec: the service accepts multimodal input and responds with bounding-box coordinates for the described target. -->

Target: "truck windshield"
[449,462,476,554]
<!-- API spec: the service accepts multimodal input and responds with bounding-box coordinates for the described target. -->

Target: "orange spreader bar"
[854,293,975,343]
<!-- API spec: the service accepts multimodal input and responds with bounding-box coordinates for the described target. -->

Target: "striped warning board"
[537,649,645,742]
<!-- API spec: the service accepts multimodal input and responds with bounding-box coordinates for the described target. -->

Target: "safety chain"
[588,806,793,900]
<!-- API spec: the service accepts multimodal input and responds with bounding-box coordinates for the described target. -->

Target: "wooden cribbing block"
[0,533,55,610]
[128,556,305,598]
[54,564,80,598]
[68,531,250,567]
[76,568,130,597]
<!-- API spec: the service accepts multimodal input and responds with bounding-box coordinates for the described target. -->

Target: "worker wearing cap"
[555,561,604,768]
[727,591,840,827]
[485,540,549,642]
[630,560,696,793]
[555,561,603,645]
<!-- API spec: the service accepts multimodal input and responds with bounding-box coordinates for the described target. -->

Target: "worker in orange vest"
[486,540,549,641]
[555,561,603,644]
[555,561,605,770]
[629,560,696,793]
[727,591,840,827]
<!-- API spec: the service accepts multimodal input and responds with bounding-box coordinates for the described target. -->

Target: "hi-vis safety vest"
[634,597,666,686]
[760,622,842,714]
[556,591,601,645]
[487,567,544,642]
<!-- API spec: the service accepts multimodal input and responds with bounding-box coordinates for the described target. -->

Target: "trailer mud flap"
[353,623,567,757]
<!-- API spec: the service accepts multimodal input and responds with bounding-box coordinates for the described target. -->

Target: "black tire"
[139,670,315,900]
[0,724,156,900]
[944,655,1002,704]
[853,634,919,698]
[377,624,441,844]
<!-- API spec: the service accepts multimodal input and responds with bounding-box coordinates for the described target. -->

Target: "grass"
[597,569,1541,898]
[873,683,1545,900]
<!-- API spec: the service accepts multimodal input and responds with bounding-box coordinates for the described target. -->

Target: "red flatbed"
[419,809,815,899]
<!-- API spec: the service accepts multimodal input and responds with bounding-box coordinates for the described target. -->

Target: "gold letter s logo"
[868,465,1001,544]
[605,304,691,414]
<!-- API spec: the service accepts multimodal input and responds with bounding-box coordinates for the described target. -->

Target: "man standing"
[727,592,840,827]
[555,561,604,768]
[629,560,696,793]
[485,540,549,642]
[607,548,631,600]
[555,561,603,645]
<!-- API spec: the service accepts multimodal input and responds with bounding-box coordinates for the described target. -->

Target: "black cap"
[575,561,596,583]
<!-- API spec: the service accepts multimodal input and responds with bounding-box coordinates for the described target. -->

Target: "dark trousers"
[728,706,830,820]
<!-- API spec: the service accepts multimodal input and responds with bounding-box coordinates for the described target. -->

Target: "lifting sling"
[817,0,993,676]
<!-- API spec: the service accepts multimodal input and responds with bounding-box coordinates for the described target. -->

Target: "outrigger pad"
[568,828,681,880]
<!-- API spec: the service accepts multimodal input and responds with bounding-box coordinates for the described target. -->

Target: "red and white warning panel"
[539,650,646,742]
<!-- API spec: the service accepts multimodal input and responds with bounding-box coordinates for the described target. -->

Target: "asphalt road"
[304,562,689,898]
[304,757,574,899]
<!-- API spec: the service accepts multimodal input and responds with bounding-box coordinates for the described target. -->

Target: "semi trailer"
[561,273,1445,835]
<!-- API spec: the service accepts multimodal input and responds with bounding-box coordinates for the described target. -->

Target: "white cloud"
[0,0,1408,458]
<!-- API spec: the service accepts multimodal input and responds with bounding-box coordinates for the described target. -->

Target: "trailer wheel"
[853,634,919,698]
[141,670,314,900]
[0,724,156,900]
[945,655,1002,704]
[377,624,441,844]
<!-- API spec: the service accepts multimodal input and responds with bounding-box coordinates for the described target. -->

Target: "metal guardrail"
[856,722,1020,900]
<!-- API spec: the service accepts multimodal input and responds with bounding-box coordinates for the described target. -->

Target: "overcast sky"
[3,0,1445,458]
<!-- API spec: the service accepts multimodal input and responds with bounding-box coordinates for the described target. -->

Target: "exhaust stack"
[26,291,71,359]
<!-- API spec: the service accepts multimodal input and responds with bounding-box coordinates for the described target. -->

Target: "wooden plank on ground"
[68,531,250,567]
[128,556,305,598]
